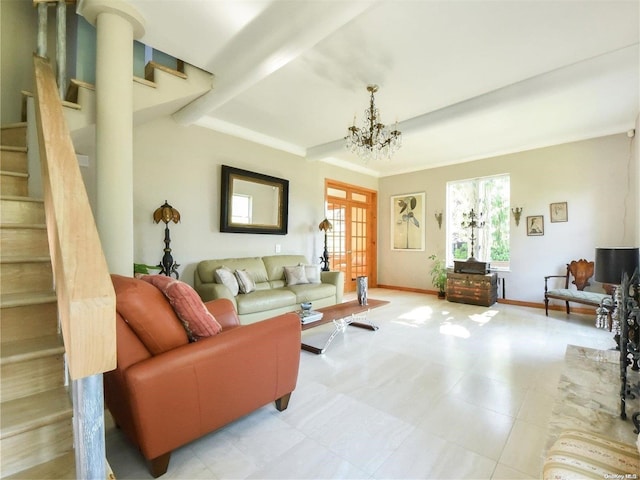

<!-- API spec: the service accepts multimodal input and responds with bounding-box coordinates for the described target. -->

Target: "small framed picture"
[550,202,568,223]
[526,215,544,236]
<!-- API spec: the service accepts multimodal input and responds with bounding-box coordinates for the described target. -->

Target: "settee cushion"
[287,282,337,303]
[547,288,608,305]
[235,288,297,315]
[302,263,322,284]
[215,267,239,296]
[284,265,308,285]
[235,269,256,294]
[112,275,189,354]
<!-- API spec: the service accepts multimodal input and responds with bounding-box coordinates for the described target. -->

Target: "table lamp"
[153,200,181,278]
[318,218,332,272]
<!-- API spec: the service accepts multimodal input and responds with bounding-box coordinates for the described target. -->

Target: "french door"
[325,180,377,293]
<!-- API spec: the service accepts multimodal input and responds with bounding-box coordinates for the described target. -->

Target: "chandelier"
[345,84,402,162]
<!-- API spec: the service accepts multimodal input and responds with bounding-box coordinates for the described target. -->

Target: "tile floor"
[106,288,625,479]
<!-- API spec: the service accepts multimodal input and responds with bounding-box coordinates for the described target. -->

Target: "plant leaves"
[409,197,417,210]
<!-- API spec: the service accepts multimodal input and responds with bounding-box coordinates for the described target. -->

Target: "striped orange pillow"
[141,275,223,341]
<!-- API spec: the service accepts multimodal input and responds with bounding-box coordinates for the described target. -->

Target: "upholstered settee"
[194,255,344,324]
[105,275,301,477]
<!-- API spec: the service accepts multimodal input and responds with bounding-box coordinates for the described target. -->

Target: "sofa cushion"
[215,267,239,296]
[199,257,269,283]
[284,265,309,286]
[235,288,297,315]
[301,263,322,284]
[262,255,309,282]
[235,269,256,294]
[287,283,337,303]
[111,275,189,355]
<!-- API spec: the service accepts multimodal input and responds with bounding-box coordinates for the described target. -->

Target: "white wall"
[378,133,636,303]
[131,116,378,284]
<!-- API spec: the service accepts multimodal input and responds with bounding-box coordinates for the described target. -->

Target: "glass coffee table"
[298,299,389,354]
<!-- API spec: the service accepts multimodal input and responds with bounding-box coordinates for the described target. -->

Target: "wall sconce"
[511,207,523,226]
[318,218,332,272]
[153,200,181,278]
[434,212,443,230]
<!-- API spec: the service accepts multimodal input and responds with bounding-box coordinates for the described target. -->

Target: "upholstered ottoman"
[543,430,639,479]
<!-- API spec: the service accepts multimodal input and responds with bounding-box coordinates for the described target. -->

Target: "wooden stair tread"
[0,291,57,308]
[0,255,51,264]
[0,195,44,203]
[0,170,28,178]
[133,75,157,88]
[1,122,27,130]
[3,451,76,480]
[145,60,188,81]
[21,90,81,110]
[0,387,71,439]
[1,291,57,306]
[0,146,27,153]
[0,223,46,230]
[0,335,64,365]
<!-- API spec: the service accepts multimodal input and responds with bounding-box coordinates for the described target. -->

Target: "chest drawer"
[446,272,497,307]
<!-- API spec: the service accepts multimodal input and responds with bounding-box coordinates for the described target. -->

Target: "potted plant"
[429,254,447,299]
[133,263,162,276]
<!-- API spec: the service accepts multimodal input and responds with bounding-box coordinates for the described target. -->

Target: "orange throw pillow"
[141,275,223,341]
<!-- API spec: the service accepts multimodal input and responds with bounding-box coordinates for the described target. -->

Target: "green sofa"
[194,255,344,324]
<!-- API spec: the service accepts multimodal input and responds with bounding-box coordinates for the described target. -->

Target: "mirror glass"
[220,165,289,234]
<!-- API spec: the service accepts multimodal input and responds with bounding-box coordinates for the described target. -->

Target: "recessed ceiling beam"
[172,1,378,126]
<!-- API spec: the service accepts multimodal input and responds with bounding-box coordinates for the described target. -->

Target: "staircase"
[0,123,75,478]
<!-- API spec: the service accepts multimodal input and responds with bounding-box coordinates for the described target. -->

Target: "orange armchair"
[105,275,301,477]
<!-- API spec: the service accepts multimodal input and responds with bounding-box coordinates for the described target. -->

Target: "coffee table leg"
[301,313,378,354]
[348,311,379,331]
[301,323,344,354]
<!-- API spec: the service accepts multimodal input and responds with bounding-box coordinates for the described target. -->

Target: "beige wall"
[379,133,636,303]
[1,0,37,124]
[130,116,378,283]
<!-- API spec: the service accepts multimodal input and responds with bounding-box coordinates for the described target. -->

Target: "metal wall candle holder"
[511,207,523,226]
[434,212,443,230]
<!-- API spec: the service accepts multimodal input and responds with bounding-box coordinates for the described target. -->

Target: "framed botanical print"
[391,192,425,251]
[550,202,568,223]
[526,215,544,236]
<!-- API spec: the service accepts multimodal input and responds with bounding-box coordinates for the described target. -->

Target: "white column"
[80,0,144,275]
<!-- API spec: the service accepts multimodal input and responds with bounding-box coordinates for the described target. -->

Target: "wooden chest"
[446,272,498,307]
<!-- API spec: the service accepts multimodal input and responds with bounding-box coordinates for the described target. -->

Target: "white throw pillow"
[284,265,309,286]
[234,269,256,294]
[214,266,239,296]
[300,263,322,284]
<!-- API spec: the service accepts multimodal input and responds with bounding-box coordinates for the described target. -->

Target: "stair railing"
[32,53,116,478]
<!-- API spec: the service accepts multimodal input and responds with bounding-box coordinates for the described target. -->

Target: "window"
[446,174,510,269]
[231,194,252,224]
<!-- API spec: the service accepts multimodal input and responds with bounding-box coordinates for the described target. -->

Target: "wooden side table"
[447,272,498,307]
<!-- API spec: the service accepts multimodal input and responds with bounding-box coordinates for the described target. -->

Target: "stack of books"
[298,310,323,324]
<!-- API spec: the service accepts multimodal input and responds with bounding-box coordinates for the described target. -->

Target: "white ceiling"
[123,0,639,177]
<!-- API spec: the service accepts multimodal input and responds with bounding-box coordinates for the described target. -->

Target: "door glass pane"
[351,206,367,280]
[327,187,347,199]
[351,192,367,203]
[327,203,346,275]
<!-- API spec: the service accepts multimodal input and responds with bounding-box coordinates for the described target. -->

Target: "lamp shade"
[594,247,639,284]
